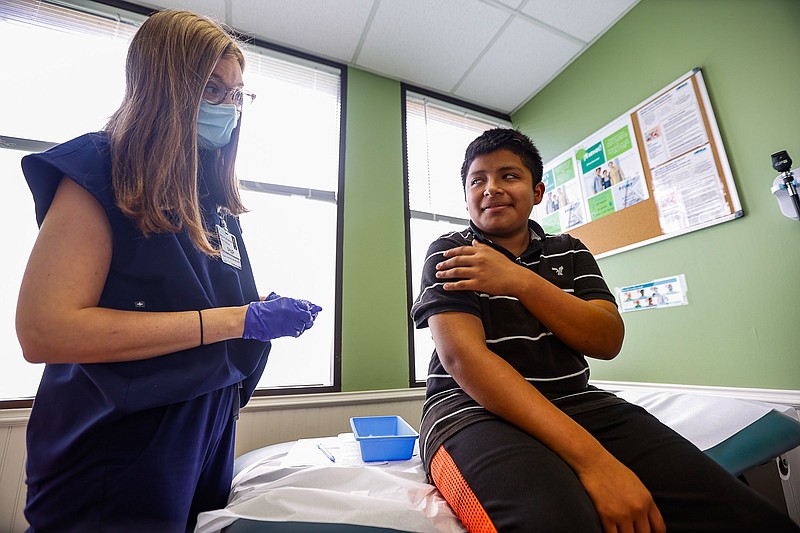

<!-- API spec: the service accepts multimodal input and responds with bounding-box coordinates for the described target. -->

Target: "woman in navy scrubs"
[16,10,320,532]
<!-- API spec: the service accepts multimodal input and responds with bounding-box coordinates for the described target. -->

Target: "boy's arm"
[429,310,664,533]
[435,240,624,359]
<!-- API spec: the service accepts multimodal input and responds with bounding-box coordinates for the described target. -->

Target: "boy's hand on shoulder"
[435,240,528,296]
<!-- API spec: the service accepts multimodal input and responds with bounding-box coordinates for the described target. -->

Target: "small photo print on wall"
[618,274,688,313]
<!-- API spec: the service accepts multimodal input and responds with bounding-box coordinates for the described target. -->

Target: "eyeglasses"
[202,79,256,110]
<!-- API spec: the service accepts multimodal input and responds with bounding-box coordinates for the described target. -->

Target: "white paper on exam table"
[194,433,464,533]
[279,433,381,467]
[616,389,786,451]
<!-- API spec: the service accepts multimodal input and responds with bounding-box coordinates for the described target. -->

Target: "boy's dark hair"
[460,128,544,189]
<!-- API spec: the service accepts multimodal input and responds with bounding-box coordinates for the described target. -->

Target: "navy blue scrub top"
[21,132,270,480]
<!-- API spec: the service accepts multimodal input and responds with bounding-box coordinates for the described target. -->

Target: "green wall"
[341,69,409,390]
[513,0,800,389]
[340,0,800,391]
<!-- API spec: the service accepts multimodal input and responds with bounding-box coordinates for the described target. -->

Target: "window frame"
[236,37,347,399]
[401,83,511,386]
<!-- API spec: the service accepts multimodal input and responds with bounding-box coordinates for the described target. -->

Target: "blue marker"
[317,443,336,462]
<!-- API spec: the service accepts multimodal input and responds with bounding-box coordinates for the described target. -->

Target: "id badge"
[216,224,242,270]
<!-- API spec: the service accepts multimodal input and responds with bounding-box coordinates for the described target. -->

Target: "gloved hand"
[242,292,322,341]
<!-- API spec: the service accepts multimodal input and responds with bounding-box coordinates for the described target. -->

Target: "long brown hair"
[105,10,247,255]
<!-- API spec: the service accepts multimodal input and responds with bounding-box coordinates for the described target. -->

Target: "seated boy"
[411,128,798,532]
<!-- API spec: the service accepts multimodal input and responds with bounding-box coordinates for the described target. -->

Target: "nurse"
[16,10,320,532]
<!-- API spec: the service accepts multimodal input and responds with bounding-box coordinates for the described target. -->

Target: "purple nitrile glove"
[242,294,322,341]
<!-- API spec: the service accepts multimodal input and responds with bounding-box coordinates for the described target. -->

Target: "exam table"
[194,391,800,533]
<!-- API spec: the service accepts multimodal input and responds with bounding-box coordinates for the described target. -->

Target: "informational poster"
[536,116,648,233]
[577,116,649,221]
[537,68,741,257]
[637,79,707,168]
[650,145,731,232]
[537,157,585,234]
[618,274,688,313]
[636,79,732,233]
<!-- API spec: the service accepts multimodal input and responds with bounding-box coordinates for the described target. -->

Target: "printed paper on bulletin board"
[535,68,742,257]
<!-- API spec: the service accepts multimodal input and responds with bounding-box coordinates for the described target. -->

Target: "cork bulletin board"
[534,68,741,257]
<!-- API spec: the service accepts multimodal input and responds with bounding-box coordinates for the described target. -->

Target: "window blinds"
[405,92,510,219]
[0,0,141,38]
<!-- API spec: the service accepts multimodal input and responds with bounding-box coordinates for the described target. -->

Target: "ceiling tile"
[493,0,526,8]
[455,16,583,113]
[121,0,635,113]
[230,0,375,63]
[355,0,510,93]
[137,0,227,21]
[521,0,638,42]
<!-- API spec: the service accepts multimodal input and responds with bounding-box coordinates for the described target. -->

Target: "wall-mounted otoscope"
[770,150,800,221]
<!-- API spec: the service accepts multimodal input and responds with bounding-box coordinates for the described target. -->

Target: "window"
[0,0,343,402]
[403,87,511,384]
[234,44,343,391]
[1,147,44,401]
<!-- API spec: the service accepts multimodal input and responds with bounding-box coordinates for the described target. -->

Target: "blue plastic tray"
[350,415,419,462]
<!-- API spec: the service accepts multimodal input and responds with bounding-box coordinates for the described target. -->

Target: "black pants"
[434,402,799,532]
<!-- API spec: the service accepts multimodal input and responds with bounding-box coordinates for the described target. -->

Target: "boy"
[411,128,797,532]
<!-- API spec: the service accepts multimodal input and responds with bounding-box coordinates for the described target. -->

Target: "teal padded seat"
[704,410,800,476]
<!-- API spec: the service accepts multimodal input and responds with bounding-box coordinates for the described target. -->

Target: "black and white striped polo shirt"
[411,220,626,469]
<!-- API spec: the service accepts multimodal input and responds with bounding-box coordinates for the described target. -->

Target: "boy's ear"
[533,182,546,205]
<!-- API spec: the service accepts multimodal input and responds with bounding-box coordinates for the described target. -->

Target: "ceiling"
[135,0,640,115]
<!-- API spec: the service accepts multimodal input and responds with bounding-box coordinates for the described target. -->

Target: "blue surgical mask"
[197,100,240,149]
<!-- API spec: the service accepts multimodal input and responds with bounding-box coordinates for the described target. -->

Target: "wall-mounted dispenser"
[771,150,800,221]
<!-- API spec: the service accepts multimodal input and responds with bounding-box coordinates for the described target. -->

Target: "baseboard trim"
[0,409,31,428]
[3,383,797,425]
[242,387,426,412]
